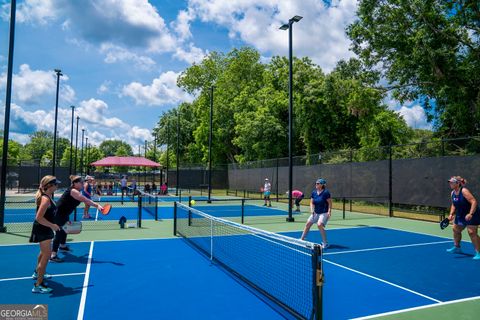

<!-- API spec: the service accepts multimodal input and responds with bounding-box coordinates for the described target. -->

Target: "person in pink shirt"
[287,189,305,212]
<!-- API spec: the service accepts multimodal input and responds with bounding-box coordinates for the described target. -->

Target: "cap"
[71,175,83,184]
[316,178,327,185]
[265,178,269,180]
[47,177,61,185]
[448,177,459,183]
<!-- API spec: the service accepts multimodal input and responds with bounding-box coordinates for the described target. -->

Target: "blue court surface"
[1,226,479,319]
[3,203,294,224]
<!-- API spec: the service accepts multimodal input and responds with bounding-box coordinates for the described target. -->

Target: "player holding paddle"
[30,175,61,293]
[50,175,104,262]
[445,176,480,260]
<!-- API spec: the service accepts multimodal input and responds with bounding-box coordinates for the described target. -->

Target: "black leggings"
[52,228,67,253]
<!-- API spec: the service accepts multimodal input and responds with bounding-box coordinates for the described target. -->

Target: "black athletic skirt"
[29,222,54,243]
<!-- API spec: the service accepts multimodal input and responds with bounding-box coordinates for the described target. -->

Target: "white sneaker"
[321,243,329,249]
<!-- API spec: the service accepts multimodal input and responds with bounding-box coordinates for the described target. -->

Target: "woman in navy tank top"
[446,176,480,260]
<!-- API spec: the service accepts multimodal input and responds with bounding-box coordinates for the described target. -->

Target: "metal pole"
[69,105,75,174]
[0,0,17,232]
[176,109,180,196]
[208,86,214,203]
[85,137,88,175]
[52,69,63,175]
[74,116,79,173]
[144,139,147,186]
[287,21,294,222]
[166,120,170,185]
[80,129,85,176]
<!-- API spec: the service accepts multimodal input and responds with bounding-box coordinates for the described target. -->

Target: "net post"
[313,244,324,320]
[342,197,346,220]
[241,199,245,224]
[121,190,124,205]
[137,193,142,228]
[154,195,158,221]
[173,201,177,235]
[188,195,192,207]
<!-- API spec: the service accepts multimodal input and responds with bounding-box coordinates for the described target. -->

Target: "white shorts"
[308,212,329,226]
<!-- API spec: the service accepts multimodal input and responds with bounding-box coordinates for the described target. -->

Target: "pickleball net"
[173,202,324,320]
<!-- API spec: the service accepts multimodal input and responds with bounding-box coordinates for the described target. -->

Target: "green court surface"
[1,202,478,320]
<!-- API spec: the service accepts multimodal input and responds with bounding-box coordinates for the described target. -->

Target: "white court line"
[323,259,442,303]
[323,240,452,256]
[77,241,94,320]
[350,295,480,320]
[0,272,85,282]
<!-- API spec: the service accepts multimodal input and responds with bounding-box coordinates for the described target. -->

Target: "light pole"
[166,120,169,186]
[0,0,17,233]
[80,129,85,176]
[207,86,214,203]
[69,105,75,174]
[74,116,79,173]
[280,15,302,222]
[85,137,88,175]
[52,69,63,175]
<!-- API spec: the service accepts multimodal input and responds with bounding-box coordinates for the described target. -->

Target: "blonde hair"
[35,175,56,206]
[452,176,467,186]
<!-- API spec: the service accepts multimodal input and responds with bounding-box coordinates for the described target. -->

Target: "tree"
[24,131,53,163]
[99,140,133,156]
[0,139,24,165]
[347,0,480,138]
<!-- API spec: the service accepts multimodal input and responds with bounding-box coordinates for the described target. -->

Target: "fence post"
[388,145,393,217]
[241,199,245,224]
[137,193,142,228]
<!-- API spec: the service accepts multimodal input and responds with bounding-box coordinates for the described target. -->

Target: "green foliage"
[347,0,480,138]
[99,140,133,156]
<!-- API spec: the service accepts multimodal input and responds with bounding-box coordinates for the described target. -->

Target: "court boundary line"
[323,240,452,256]
[77,241,94,320]
[370,224,452,241]
[350,295,480,320]
[0,272,86,282]
[323,259,442,303]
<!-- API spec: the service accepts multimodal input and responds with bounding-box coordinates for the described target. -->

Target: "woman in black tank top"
[50,175,103,262]
[30,175,61,294]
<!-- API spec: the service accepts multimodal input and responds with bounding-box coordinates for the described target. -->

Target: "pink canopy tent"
[90,156,161,167]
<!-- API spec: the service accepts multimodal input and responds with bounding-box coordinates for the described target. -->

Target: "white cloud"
[173,43,207,64]
[172,8,196,41]
[0,64,75,105]
[187,0,358,72]
[0,100,151,147]
[121,71,193,106]
[1,0,56,25]
[397,105,431,129]
[100,43,156,70]
[97,81,111,95]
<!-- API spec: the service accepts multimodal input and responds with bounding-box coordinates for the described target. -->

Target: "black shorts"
[29,222,54,243]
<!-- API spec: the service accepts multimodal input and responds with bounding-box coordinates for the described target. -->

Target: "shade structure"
[90,156,161,168]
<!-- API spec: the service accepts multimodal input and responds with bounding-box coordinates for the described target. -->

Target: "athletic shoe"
[321,243,329,249]
[32,271,52,280]
[32,283,53,294]
[49,256,63,263]
[59,246,70,252]
[473,252,480,260]
[263,204,267,207]
[446,246,462,254]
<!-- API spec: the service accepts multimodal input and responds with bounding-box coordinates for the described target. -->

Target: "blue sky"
[0,0,429,149]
